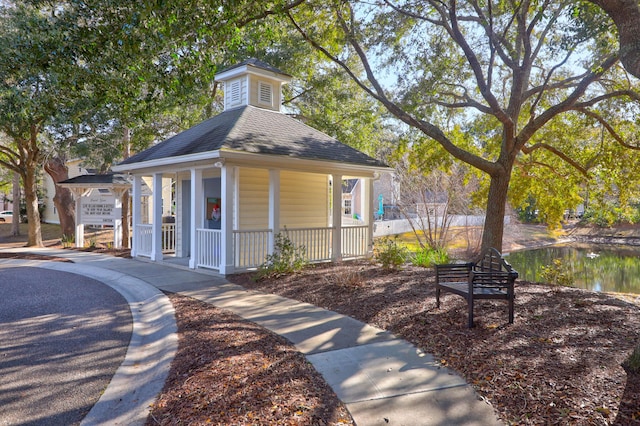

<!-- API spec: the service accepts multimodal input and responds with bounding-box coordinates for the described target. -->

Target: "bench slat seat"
[435,248,518,328]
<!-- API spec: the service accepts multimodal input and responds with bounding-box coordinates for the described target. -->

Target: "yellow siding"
[238,167,269,229]
[280,171,329,229]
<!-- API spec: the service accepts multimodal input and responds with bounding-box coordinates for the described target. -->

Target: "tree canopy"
[283,0,640,251]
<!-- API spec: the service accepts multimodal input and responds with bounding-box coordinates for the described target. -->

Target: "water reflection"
[505,244,640,294]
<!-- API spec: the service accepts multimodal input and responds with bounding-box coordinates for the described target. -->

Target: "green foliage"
[373,237,408,270]
[411,246,449,268]
[539,259,574,287]
[255,232,308,280]
[623,344,640,374]
[61,234,74,248]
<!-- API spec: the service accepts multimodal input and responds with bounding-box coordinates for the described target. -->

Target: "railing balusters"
[136,225,369,271]
[196,228,222,269]
[161,223,176,253]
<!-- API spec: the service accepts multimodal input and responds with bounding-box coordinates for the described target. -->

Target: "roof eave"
[219,149,391,177]
[112,151,222,173]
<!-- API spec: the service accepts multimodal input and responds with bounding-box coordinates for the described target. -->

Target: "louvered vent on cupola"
[214,58,292,113]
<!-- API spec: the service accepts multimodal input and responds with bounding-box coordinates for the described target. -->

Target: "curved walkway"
[0,255,177,426]
[0,248,500,425]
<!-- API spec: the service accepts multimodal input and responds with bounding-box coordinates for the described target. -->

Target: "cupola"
[214,58,292,113]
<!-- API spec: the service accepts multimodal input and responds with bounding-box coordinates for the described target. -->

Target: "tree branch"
[521,142,590,176]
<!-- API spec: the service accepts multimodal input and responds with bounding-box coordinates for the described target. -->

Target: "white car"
[0,210,13,223]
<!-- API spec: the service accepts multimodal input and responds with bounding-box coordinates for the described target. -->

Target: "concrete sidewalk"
[1,248,501,425]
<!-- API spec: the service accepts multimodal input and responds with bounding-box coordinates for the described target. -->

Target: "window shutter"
[228,80,241,107]
[258,81,273,106]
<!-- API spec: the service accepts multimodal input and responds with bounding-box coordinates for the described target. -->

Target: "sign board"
[80,192,120,225]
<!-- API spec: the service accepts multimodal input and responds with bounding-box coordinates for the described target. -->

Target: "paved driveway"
[0,266,132,426]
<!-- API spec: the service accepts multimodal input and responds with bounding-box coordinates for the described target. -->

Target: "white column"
[151,173,164,261]
[219,165,235,275]
[175,175,183,258]
[364,178,374,255]
[189,168,203,269]
[268,169,280,254]
[73,188,85,248]
[112,189,124,249]
[131,175,142,257]
[331,174,342,262]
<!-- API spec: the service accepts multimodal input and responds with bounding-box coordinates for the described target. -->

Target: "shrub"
[373,236,409,270]
[324,266,365,290]
[411,246,449,268]
[539,259,574,287]
[61,234,74,248]
[255,232,308,280]
[623,344,640,374]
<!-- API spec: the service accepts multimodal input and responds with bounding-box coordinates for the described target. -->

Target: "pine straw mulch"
[229,261,640,425]
[147,293,354,426]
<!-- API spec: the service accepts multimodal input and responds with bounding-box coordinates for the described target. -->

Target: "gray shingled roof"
[217,58,291,78]
[119,105,387,168]
[58,173,130,185]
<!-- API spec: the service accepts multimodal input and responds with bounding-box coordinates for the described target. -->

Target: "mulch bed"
[229,261,640,425]
[147,293,354,425]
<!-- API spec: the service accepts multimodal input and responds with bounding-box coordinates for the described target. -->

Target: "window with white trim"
[258,81,273,106]
[344,199,352,215]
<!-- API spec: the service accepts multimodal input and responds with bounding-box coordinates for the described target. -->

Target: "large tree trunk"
[591,0,640,78]
[11,171,20,236]
[480,169,512,254]
[44,156,75,237]
[23,165,42,247]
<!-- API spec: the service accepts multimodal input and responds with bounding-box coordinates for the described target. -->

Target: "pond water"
[505,244,640,295]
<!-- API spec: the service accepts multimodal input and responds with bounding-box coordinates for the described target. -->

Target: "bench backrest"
[473,248,518,278]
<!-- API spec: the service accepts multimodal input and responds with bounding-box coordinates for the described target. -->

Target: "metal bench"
[435,248,518,328]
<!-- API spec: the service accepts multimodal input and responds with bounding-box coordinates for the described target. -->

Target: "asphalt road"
[0,266,132,426]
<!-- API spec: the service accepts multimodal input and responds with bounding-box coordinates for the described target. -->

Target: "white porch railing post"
[268,169,280,254]
[112,189,124,249]
[72,188,85,248]
[219,165,235,274]
[189,168,203,269]
[364,177,374,255]
[331,174,342,262]
[151,173,164,261]
[131,175,142,257]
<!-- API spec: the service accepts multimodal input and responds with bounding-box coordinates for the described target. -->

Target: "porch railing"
[196,228,222,269]
[233,229,272,269]
[136,224,153,257]
[282,227,332,262]
[230,226,371,271]
[162,223,176,253]
[341,225,370,258]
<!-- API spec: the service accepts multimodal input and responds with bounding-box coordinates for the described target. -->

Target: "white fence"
[156,225,372,272]
[233,229,271,270]
[162,223,176,253]
[373,215,509,237]
[341,225,369,258]
[282,227,332,262]
[196,228,222,269]
[134,223,175,256]
[135,224,153,257]
[229,226,370,271]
